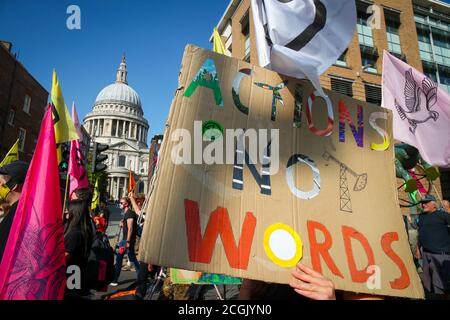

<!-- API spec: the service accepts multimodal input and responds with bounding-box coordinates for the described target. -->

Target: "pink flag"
[68,103,89,196]
[382,51,450,167]
[0,105,66,300]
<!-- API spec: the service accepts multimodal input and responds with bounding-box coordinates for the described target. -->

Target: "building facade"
[0,41,48,163]
[213,0,450,202]
[147,134,163,191]
[83,56,150,200]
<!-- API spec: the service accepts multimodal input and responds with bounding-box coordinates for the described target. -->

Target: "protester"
[64,200,93,299]
[98,200,111,225]
[0,161,29,264]
[93,211,107,234]
[416,194,450,299]
[71,187,92,202]
[110,196,141,286]
[442,199,450,213]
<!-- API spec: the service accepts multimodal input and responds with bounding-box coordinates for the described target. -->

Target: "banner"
[382,51,450,168]
[139,45,424,299]
[68,103,89,196]
[0,106,66,300]
[0,139,19,167]
[251,0,356,96]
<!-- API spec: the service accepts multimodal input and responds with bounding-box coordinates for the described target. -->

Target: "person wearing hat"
[417,194,450,299]
[0,161,29,263]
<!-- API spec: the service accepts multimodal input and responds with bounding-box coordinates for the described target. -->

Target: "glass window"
[18,128,26,152]
[438,68,450,93]
[417,28,434,62]
[362,54,378,73]
[335,51,347,67]
[244,35,250,62]
[386,14,402,55]
[8,110,15,125]
[357,10,374,47]
[118,155,126,167]
[23,95,31,113]
[432,30,450,67]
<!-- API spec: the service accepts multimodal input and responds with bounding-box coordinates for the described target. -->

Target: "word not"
[66,5,81,30]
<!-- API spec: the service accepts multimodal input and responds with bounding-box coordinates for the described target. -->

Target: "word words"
[184,200,411,290]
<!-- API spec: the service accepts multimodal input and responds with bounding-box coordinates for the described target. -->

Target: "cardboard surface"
[171,269,242,285]
[139,45,424,299]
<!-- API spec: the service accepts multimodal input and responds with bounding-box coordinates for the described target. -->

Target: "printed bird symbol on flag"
[394,69,439,134]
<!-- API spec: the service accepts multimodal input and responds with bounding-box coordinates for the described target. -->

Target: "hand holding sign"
[290,263,336,300]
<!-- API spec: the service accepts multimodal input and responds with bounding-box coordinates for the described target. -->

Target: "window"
[423,63,438,82]
[244,36,251,62]
[330,77,353,97]
[241,12,250,62]
[439,67,450,93]
[118,120,123,137]
[432,29,450,67]
[18,128,26,152]
[335,50,348,67]
[417,28,433,62]
[7,110,15,125]
[23,95,31,113]
[385,12,402,55]
[112,119,117,137]
[361,53,378,73]
[118,155,126,167]
[365,83,382,106]
[357,9,374,47]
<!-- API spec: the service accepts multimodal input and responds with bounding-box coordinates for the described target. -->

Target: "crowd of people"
[0,160,449,300]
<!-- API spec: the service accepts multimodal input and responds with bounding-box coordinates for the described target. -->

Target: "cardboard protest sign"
[139,45,424,299]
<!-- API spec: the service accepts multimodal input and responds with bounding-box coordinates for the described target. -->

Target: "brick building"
[0,41,49,163]
[212,0,450,205]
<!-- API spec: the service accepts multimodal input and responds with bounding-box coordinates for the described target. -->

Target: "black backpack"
[87,234,115,290]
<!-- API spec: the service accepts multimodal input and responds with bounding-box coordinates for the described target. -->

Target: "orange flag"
[128,168,136,194]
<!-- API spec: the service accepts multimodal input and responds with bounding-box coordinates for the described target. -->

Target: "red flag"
[68,103,89,196]
[0,105,66,300]
[128,168,136,194]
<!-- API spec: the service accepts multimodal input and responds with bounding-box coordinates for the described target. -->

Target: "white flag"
[382,51,450,168]
[251,0,356,96]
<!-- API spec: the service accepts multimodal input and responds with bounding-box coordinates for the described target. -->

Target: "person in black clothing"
[64,200,94,299]
[110,196,141,286]
[416,194,450,298]
[0,161,29,264]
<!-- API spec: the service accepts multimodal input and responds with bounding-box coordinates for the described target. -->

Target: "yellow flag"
[213,28,229,56]
[0,139,19,167]
[91,178,100,211]
[51,70,79,144]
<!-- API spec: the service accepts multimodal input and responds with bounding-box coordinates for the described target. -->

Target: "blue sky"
[0,0,229,140]
[1,1,449,140]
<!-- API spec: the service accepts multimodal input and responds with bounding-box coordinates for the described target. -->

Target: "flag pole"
[62,172,70,217]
